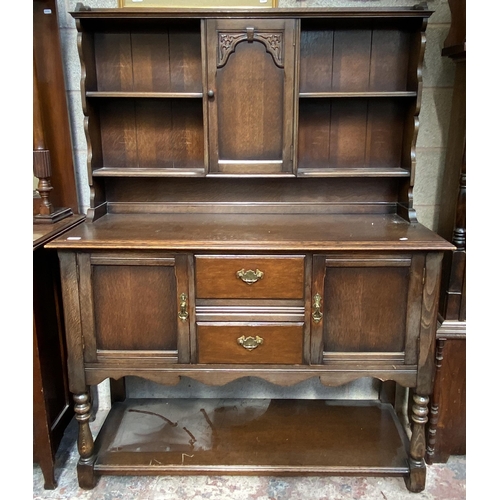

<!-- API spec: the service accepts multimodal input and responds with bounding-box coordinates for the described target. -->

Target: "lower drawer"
[197,323,304,364]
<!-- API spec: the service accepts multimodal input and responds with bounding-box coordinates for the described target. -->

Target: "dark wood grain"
[94,22,202,93]
[426,337,466,463]
[323,264,409,353]
[33,215,85,489]
[57,7,447,492]
[46,213,454,252]
[104,177,401,213]
[72,7,434,20]
[34,0,79,213]
[98,98,204,170]
[298,98,407,171]
[195,255,304,299]
[91,399,410,474]
[428,4,466,462]
[206,19,294,174]
[197,323,303,364]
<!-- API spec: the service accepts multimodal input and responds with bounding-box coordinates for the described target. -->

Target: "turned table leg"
[405,393,429,492]
[73,391,96,489]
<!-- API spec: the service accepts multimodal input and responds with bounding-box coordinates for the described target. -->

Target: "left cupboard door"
[76,252,191,364]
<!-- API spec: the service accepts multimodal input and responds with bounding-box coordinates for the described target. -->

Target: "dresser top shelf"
[71,6,433,20]
[46,213,454,252]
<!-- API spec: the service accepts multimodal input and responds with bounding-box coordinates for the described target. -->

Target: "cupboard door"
[78,252,191,364]
[206,19,296,175]
[311,254,424,365]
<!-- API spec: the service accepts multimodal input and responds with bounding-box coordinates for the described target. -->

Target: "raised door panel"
[311,253,424,365]
[77,252,191,363]
[206,19,295,174]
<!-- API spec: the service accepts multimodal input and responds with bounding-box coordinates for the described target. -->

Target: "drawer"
[195,255,305,299]
[197,323,304,364]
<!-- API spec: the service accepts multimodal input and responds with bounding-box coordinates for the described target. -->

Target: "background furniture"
[48,5,453,493]
[33,0,79,216]
[426,0,466,464]
[33,216,85,489]
[33,0,83,488]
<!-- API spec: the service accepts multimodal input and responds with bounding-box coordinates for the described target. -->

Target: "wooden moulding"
[90,398,411,477]
[84,365,418,388]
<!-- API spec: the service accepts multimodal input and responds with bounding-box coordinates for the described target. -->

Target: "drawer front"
[195,255,305,299]
[197,323,303,364]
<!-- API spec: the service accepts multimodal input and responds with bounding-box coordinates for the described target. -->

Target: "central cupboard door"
[206,19,296,175]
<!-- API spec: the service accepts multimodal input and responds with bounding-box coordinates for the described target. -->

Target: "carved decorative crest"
[218,29,284,68]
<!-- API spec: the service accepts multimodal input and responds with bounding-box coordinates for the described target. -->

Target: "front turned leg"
[405,393,429,493]
[74,391,96,489]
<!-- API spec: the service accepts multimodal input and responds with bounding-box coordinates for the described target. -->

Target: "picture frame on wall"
[119,0,278,8]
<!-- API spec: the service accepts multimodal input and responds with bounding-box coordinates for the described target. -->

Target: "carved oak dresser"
[47,5,454,492]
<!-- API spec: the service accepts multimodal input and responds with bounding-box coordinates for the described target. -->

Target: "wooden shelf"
[93,167,206,177]
[87,91,203,99]
[92,398,410,476]
[297,167,410,178]
[299,91,417,98]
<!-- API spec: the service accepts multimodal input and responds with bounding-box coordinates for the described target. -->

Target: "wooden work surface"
[46,213,453,251]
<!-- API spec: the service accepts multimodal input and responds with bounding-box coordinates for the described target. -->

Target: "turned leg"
[405,393,429,493]
[73,391,96,489]
[426,339,445,464]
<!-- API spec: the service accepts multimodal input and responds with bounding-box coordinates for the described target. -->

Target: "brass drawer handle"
[237,335,263,351]
[178,293,189,322]
[312,293,323,323]
[236,268,264,284]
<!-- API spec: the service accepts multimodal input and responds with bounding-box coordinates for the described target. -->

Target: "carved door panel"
[76,252,191,364]
[206,19,296,175]
[310,253,425,366]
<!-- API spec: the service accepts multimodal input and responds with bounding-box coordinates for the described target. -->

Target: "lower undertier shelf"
[91,398,410,477]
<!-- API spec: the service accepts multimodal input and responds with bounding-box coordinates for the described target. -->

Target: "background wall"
[52,0,456,406]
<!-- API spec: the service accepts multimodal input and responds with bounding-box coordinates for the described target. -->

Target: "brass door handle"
[236,268,264,284]
[178,293,189,321]
[312,293,323,323]
[237,335,263,351]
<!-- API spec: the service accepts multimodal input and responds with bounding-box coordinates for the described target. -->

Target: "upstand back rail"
[47,5,454,493]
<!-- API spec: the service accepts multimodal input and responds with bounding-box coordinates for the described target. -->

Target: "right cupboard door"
[311,253,425,366]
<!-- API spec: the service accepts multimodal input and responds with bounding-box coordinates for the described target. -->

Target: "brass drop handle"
[312,293,323,323]
[178,293,189,322]
[237,335,263,351]
[236,268,264,284]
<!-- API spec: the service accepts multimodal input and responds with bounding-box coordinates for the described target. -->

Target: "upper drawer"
[195,255,305,299]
